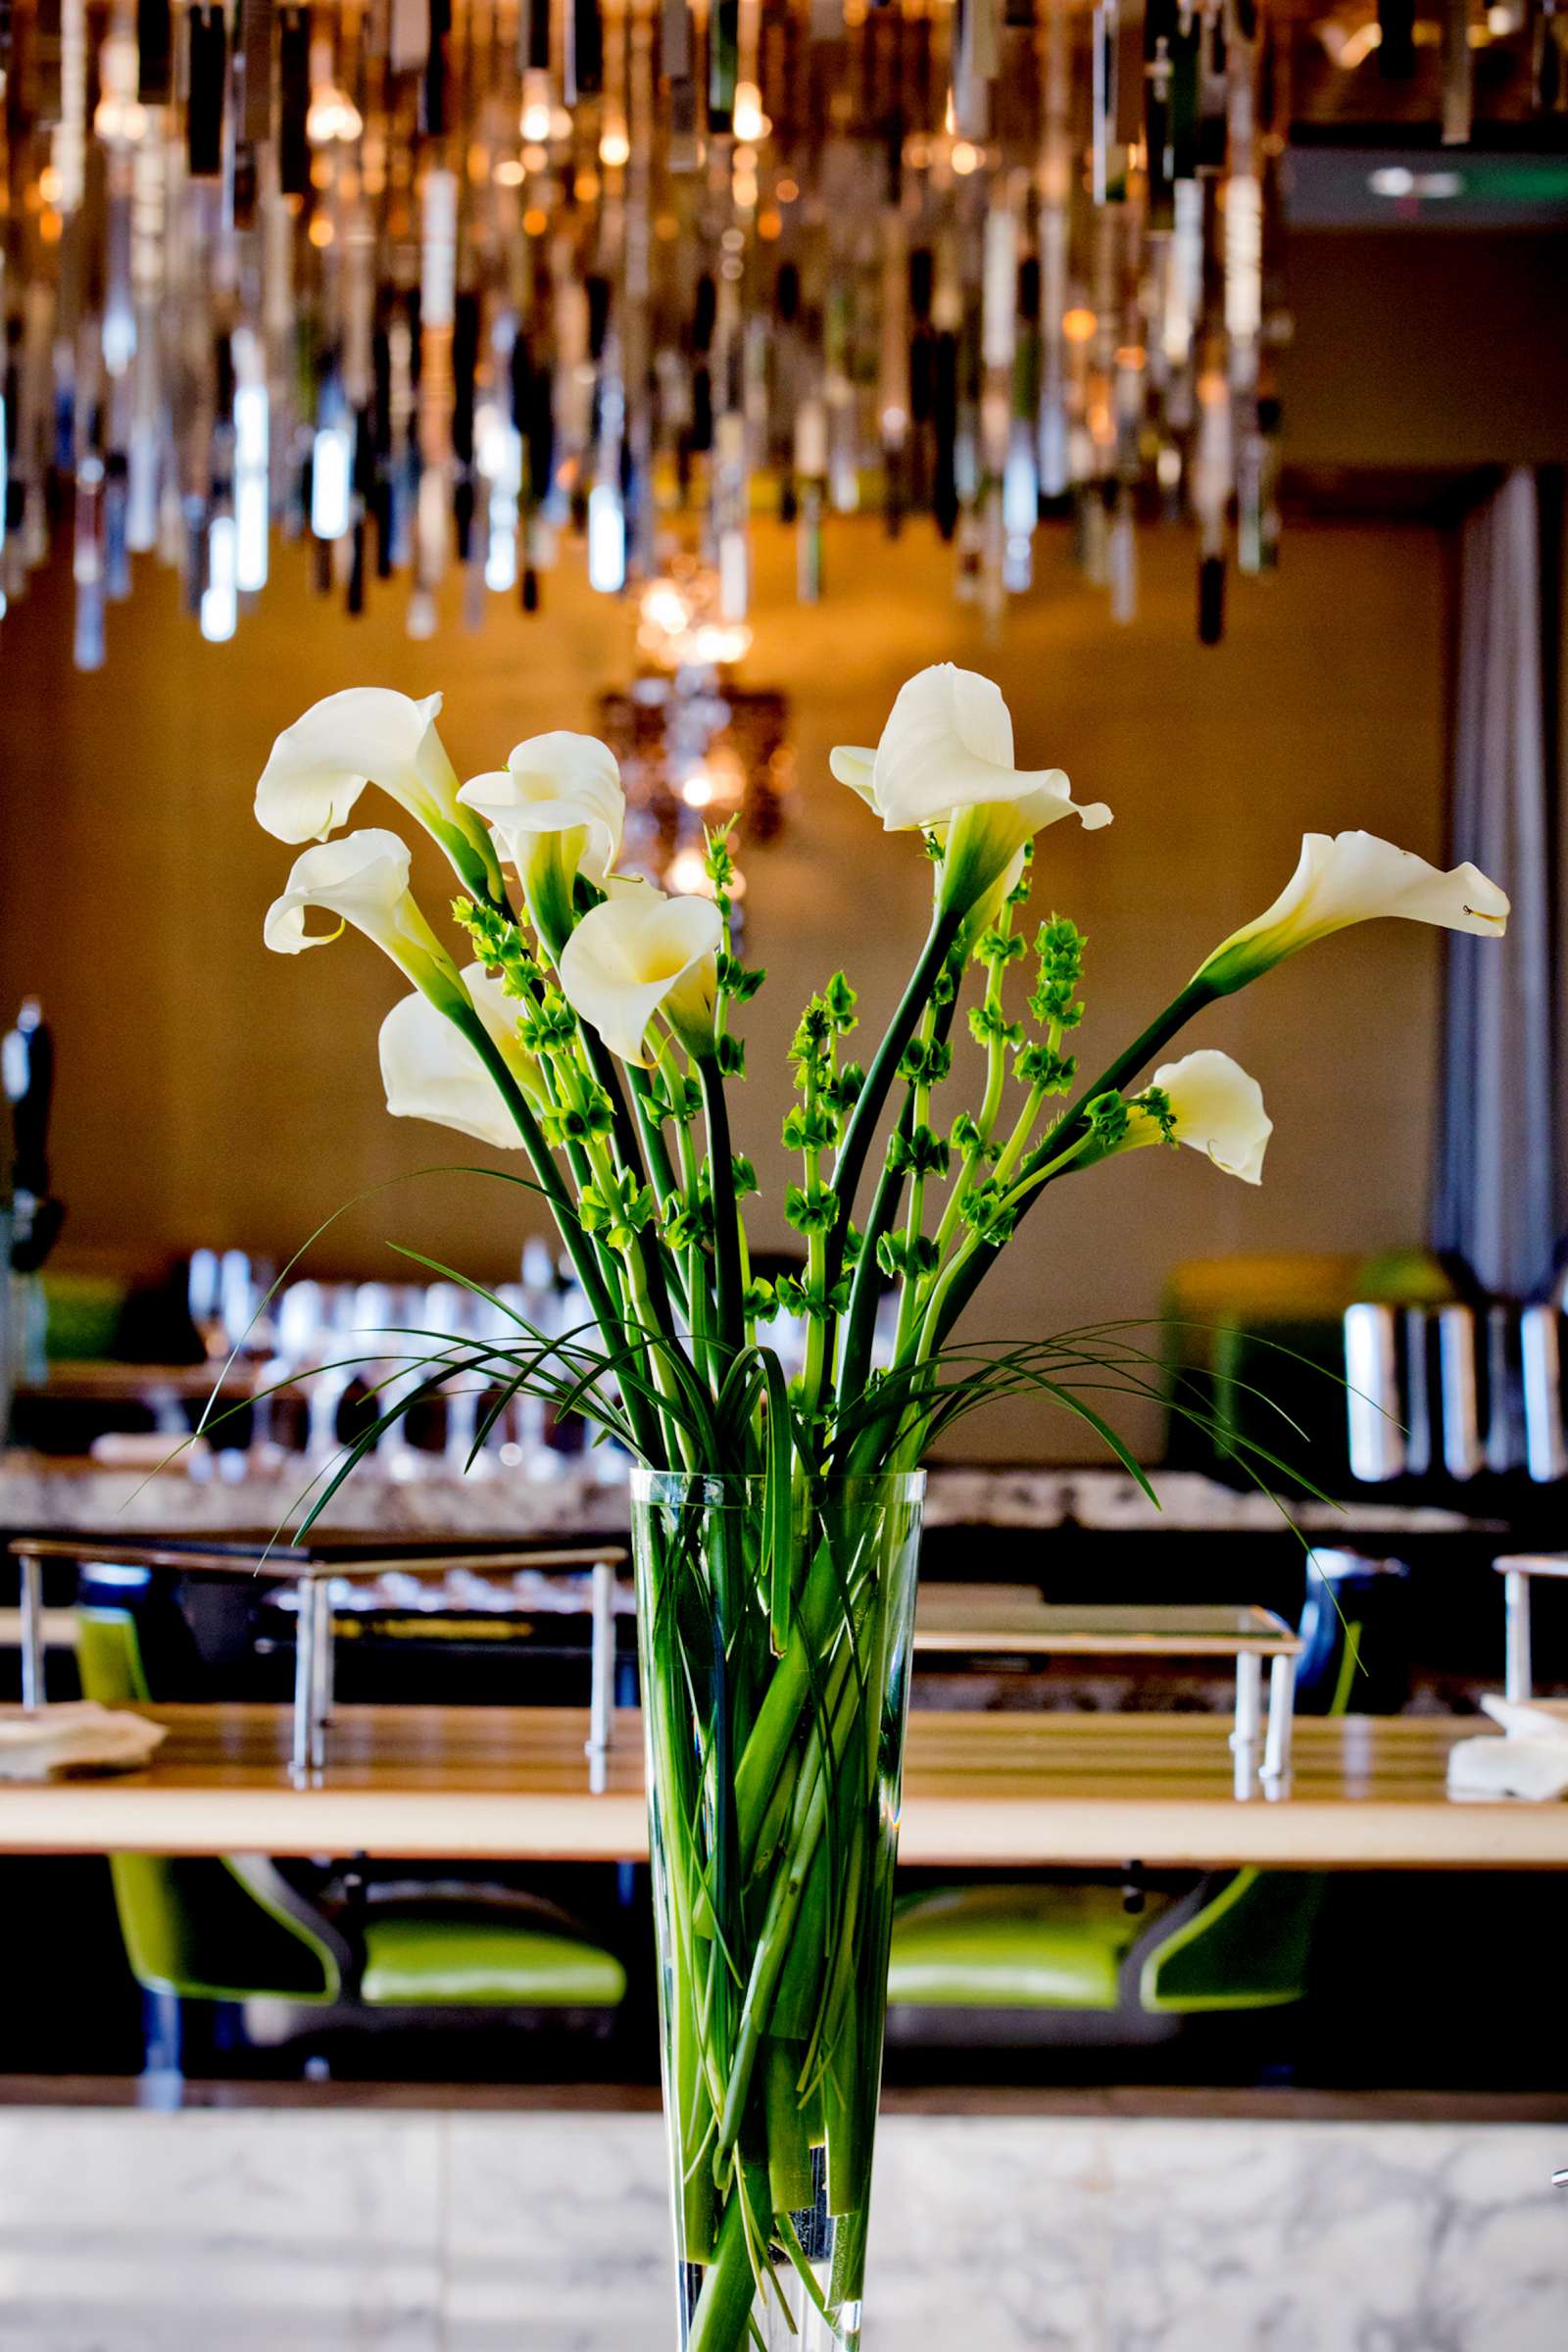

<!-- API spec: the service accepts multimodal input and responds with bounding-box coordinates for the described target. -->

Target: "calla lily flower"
[457,732,625,953]
[559,891,723,1067]
[830,665,1111,924]
[1123,1050,1273,1185]
[256,687,503,901]
[379,963,535,1149]
[1198,831,1510,995]
[264,829,466,1014]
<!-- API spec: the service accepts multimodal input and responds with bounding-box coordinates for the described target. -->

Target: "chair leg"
[138,1989,185,2109]
[210,1999,248,2060]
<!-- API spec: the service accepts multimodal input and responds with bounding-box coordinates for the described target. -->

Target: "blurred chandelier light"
[601,558,786,910]
[0,0,1546,670]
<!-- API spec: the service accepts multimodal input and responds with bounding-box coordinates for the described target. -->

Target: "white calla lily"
[1199,831,1510,994]
[378,963,533,1149]
[559,892,723,1067]
[256,687,503,899]
[830,664,1111,923]
[457,732,625,951]
[263,829,466,1013]
[1123,1050,1273,1185]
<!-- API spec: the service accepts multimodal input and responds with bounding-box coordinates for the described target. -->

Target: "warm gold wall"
[0,514,1450,1458]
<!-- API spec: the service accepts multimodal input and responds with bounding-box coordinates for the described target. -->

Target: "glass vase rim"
[629,1467,927,1505]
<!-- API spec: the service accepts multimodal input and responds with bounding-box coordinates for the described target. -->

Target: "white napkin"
[1447,1693,1568,1801]
[0,1702,167,1781]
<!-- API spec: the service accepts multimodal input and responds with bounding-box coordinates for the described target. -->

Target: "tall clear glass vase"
[630,1470,925,2352]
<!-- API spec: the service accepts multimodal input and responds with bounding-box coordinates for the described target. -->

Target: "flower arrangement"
[258,663,1508,2348]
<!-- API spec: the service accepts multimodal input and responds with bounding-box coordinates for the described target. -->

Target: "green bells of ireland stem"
[255,661,1511,2352]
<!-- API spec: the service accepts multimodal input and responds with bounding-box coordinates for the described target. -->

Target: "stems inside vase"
[633,1472,923,2352]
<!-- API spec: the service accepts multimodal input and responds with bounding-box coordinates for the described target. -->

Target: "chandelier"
[600,560,788,909]
[2,0,1302,666]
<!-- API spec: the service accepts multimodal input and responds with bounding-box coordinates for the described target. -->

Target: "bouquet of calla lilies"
[257,663,1509,2351]
[259,661,1508,1490]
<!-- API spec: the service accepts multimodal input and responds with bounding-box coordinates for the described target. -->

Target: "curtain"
[1433,468,1561,1298]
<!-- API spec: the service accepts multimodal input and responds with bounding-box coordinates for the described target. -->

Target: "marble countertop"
[0,1451,1497,1544]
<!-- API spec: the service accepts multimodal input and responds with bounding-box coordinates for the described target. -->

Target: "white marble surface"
[1,2108,1563,2351]
[0,2108,444,2349]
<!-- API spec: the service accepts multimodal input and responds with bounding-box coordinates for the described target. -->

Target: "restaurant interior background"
[1,0,1568,2344]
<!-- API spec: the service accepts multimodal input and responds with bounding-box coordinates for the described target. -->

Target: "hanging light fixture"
[0,0,1531,669]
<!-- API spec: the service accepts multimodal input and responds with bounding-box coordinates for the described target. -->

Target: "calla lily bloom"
[559,891,723,1067]
[1121,1050,1273,1185]
[458,732,625,952]
[263,829,466,1014]
[831,664,1111,924]
[1198,831,1510,995]
[256,687,502,901]
[379,963,535,1149]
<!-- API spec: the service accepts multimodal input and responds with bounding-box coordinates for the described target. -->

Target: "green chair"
[887,1869,1328,2043]
[888,1586,1383,2043]
[76,1606,626,2070]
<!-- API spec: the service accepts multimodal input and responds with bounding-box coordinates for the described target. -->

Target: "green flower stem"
[833,1099,912,1410]
[834,971,962,1416]
[732,1531,865,1878]
[685,2161,766,2352]
[621,1244,698,1472]
[797,1785,866,2097]
[917,1066,1051,1332]
[640,1495,915,2351]
[992,1076,1050,1188]
[713,1585,884,2241]
[430,808,507,908]
[456,1011,662,1462]
[763,2034,815,2213]
[800,1044,830,1423]
[696,1050,745,1361]
[924,975,1220,1361]
[653,1033,719,1356]
[928,925,1024,1268]
[716,1733,832,2166]
[891,1004,940,1358]
[642,1534,734,2130]
[628,1067,683,1216]
[826,908,962,1293]
[534,1058,615,1272]
[536,1040,689,1459]
[823,1985,866,2217]
[737,1215,759,1352]
[576,1028,686,1341]
[664,1064,717,1394]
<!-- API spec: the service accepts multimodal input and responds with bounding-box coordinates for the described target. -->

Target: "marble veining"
[0,2108,444,2350]
[0,2109,1562,2351]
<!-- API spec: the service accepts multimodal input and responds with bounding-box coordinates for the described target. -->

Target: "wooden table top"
[912,1591,1299,1657]
[9,1536,628,1583]
[3,1706,1565,1870]
[16,1362,270,1403]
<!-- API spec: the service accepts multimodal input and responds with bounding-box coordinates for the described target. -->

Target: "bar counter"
[3,2091,1563,2350]
[0,1454,1501,1545]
